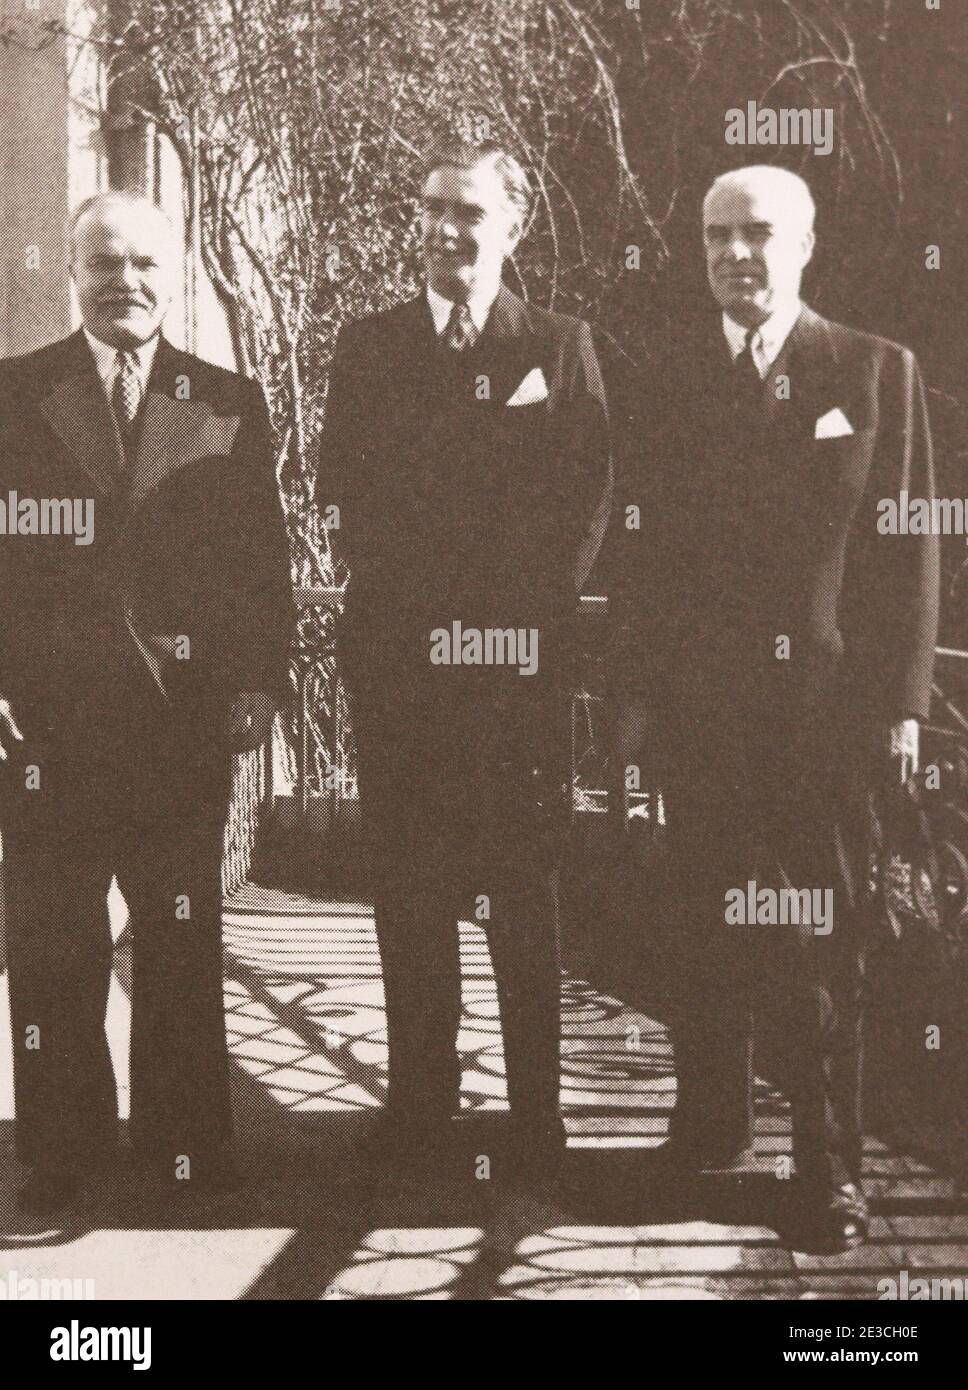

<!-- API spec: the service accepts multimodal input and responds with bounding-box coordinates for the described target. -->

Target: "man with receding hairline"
[0,190,292,1223]
[613,164,938,1251]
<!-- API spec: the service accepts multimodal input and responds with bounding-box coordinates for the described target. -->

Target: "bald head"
[702,165,816,328]
[704,166,815,235]
[69,192,178,349]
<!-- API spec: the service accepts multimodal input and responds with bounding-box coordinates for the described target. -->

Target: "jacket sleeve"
[571,319,613,594]
[315,325,364,582]
[842,346,939,724]
[227,379,294,701]
[601,359,669,709]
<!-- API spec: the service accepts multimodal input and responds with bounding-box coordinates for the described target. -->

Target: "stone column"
[0,6,72,354]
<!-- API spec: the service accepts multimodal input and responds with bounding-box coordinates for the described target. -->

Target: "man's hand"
[229,691,277,752]
[889,718,919,784]
[0,697,24,761]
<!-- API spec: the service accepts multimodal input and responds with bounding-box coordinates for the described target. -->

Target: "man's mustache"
[719,263,763,278]
[97,295,153,310]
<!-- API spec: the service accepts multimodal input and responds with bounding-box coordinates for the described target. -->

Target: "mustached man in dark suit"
[318,139,611,1174]
[612,166,938,1250]
[0,192,292,1222]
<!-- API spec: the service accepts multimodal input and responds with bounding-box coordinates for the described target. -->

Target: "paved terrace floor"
[1,884,966,1300]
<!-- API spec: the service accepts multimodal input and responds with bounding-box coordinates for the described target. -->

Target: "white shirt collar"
[83,328,159,396]
[722,300,802,378]
[426,284,498,339]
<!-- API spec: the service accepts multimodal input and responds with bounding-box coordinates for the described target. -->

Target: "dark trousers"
[3,683,234,1178]
[372,865,562,1124]
[354,690,566,1128]
[659,699,871,1186]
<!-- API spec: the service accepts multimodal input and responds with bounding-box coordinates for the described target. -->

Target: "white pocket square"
[507,367,548,407]
[815,407,854,439]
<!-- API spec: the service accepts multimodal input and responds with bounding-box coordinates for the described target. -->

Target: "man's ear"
[505,210,525,256]
[801,229,816,268]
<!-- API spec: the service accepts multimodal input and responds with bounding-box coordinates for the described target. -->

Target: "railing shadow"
[2,883,967,1298]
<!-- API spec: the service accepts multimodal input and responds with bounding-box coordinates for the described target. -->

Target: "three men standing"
[0,192,292,1218]
[0,153,940,1251]
[614,165,938,1249]
[318,140,611,1170]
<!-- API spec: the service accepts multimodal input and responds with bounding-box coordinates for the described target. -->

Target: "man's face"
[420,160,522,302]
[71,202,175,349]
[703,180,814,327]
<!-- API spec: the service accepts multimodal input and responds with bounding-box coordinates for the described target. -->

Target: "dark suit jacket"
[317,283,611,848]
[611,306,939,750]
[0,330,292,743]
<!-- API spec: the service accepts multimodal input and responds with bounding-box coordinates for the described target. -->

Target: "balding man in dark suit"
[0,192,292,1222]
[613,166,938,1250]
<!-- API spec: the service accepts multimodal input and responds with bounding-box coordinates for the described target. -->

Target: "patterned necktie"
[112,350,141,455]
[444,301,476,353]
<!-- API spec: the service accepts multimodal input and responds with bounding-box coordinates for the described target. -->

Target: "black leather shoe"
[135,1149,241,1199]
[504,1116,567,1179]
[794,1180,869,1253]
[659,1136,758,1176]
[367,1112,456,1170]
[17,1168,81,1219]
[181,1160,242,1198]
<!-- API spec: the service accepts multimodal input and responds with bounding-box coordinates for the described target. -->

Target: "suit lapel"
[752,307,863,552]
[474,284,539,406]
[676,316,743,470]
[132,338,193,506]
[380,295,442,429]
[761,305,841,440]
[39,330,124,495]
[129,339,242,510]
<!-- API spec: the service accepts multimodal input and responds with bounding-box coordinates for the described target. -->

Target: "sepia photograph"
[0,0,966,1342]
